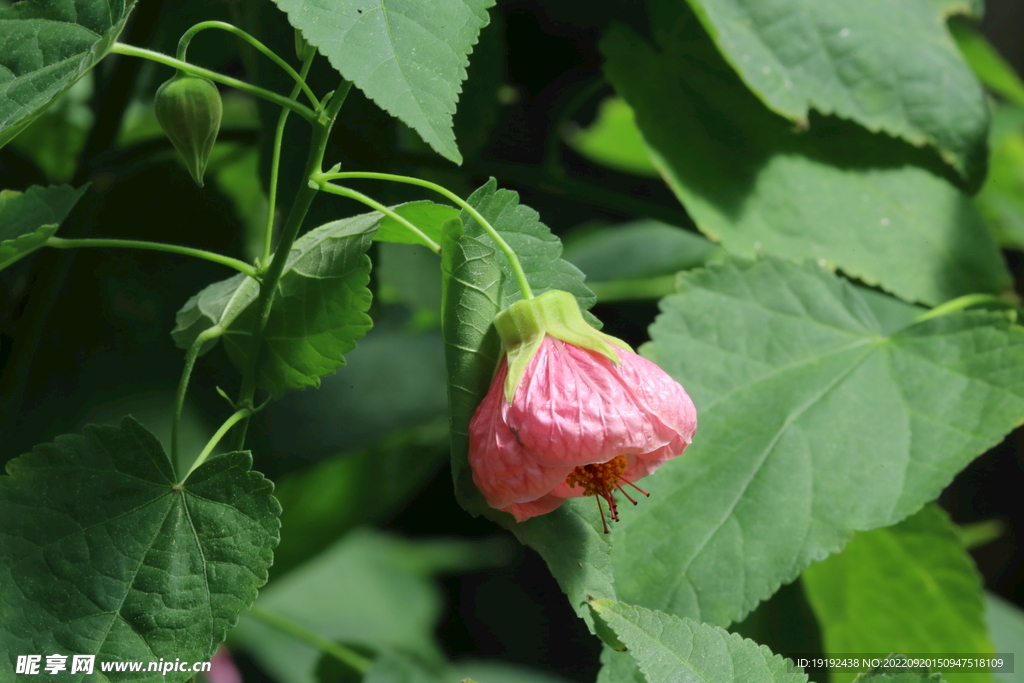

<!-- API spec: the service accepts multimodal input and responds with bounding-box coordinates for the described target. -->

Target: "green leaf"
[680,0,988,182]
[602,4,1011,306]
[802,504,994,683]
[567,97,659,177]
[440,217,503,516]
[588,599,808,683]
[949,18,1024,109]
[268,0,494,163]
[233,529,505,683]
[985,592,1024,683]
[0,184,86,271]
[563,219,720,282]
[0,417,280,681]
[172,211,378,397]
[976,104,1024,250]
[461,179,597,313]
[621,257,1024,627]
[375,200,459,248]
[597,646,647,683]
[0,0,137,148]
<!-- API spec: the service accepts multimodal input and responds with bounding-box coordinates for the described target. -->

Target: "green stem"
[176,21,321,110]
[46,237,258,278]
[181,407,251,481]
[110,43,317,123]
[914,293,1016,323]
[588,275,677,302]
[314,170,534,298]
[318,182,441,254]
[231,82,353,451]
[246,605,372,674]
[264,51,316,266]
[172,327,225,471]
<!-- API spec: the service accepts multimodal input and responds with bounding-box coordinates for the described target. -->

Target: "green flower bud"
[294,28,316,63]
[154,74,223,187]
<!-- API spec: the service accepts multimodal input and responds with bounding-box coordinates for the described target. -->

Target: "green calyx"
[154,74,223,187]
[494,290,630,403]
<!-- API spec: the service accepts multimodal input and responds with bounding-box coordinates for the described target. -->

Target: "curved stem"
[264,51,317,266]
[47,237,258,278]
[314,171,534,298]
[181,407,251,482]
[176,21,321,110]
[172,326,225,471]
[246,605,371,674]
[914,293,1017,323]
[231,81,354,451]
[317,182,441,254]
[110,43,317,123]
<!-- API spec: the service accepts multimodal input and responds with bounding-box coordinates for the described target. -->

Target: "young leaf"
[0,417,280,681]
[680,0,988,183]
[374,200,459,248]
[802,504,995,683]
[0,0,137,147]
[268,0,494,164]
[0,184,87,271]
[588,599,808,683]
[602,3,1010,306]
[461,179,597,313]
[622,257,1024,627]
[172,211,379,396]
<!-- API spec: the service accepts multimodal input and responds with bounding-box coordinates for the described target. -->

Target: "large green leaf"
[268,0,494,164]
[0,0,136,147]
[375,200,458,248]
[602,2,1010,306]
[0,417,280,681]
[588,599,807,683]
[172,211,379,397]
[682,0,988,182]
[0,184,87,271]
[802,504,994,683]
[232,529,504,683]
[616,257,1024,627]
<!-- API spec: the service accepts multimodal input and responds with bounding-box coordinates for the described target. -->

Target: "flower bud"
[154,74,223,187]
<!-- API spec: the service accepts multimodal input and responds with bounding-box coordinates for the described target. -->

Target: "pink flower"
[468,291,697,526]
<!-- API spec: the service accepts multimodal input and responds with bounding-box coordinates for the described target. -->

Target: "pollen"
[565,455,650,533]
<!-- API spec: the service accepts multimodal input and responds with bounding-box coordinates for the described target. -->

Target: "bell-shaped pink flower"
[468,291,697,526]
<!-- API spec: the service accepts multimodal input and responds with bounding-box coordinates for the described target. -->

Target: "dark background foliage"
[1,1,1021,681]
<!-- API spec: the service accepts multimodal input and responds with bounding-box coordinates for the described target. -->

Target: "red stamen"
[596,496,609,534]
[623,479,650,497]
[616,485,638,505]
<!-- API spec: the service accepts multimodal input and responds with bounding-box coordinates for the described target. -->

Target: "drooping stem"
[181,407,252,481]
[172,326,225,470]
[47,237,259,278]
[264,50,317,266]
[314,170,534,299]
[110,43,317,123]
[231,82,354,451]
[246,605,372,674]
[317,182,441,254]
[175,21,321,109]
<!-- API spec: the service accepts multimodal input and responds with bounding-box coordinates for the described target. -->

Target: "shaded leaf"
[233,529,507,683]
[602,4,1010,306]
[172,211,378,396]
[567,97,659,177]
[0,0,137,147]
[0,417,280,681]
[802,504,994,683]
[682,0,988,181]
[0,184,86,271]
[269,0,494,163]
[588,599,807,683]
[976,104,1024,250]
